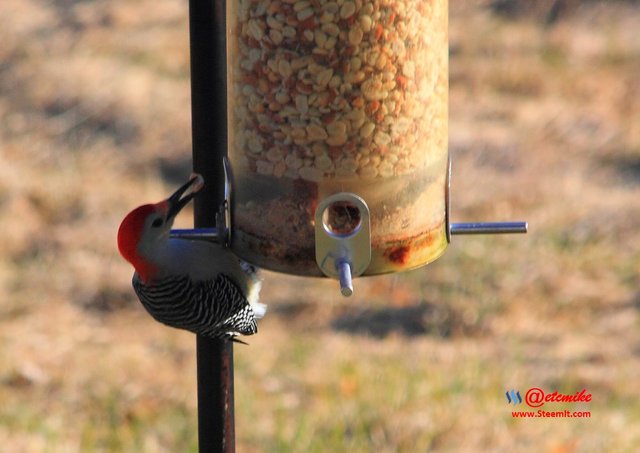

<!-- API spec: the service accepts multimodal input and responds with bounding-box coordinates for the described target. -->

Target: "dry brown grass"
[1,0,639,451]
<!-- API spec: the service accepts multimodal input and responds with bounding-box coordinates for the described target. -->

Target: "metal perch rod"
[170,228,220,241]
[170,222,529,242]
[450,222,528,235]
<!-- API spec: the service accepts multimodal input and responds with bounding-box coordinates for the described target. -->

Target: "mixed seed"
[229,0,448,182]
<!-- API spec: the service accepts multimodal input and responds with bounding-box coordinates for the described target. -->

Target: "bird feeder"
[221,0,525,295]
[176,0,526,294]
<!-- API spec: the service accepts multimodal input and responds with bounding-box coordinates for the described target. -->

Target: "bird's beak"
[166,174,205,220]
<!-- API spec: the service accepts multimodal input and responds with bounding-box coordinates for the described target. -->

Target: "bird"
[117,174,265,342]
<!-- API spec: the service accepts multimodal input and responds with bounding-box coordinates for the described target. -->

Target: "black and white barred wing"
[133,274,261,339]
[199,274,259,337]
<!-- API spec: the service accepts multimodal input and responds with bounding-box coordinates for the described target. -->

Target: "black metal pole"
[188,0,234,452]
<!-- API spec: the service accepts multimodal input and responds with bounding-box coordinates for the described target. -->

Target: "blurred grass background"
[1,0,639,451]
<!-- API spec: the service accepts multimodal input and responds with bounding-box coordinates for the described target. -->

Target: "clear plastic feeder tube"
[228,0,448,276]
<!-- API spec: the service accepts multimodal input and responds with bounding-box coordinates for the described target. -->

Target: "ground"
[1,0,639,451]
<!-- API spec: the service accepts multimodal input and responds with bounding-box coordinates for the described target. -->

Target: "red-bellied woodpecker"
[117,174,265,342]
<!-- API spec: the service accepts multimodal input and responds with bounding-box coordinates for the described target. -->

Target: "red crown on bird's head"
[117,203,164,282]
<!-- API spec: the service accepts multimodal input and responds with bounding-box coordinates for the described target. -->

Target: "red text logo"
[524,388,592,408]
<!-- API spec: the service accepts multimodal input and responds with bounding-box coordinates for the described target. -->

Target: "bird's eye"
[151,218,164,228]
